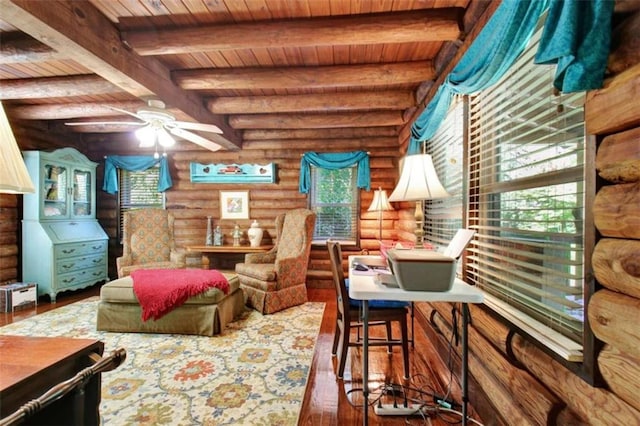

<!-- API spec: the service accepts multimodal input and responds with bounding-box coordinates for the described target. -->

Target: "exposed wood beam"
[0,75,123,99]
[242,127,399,140]
[122,9,462,56]
[8,101,145,119]
[0,32,67,64]
[229,111,404,129]
[1,0,241,150]
[208,90,415,114]
[175,61,434,90]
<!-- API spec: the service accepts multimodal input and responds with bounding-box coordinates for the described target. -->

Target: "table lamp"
[0,101,35,194]
[388,153,449,248]
[367,187,394,241]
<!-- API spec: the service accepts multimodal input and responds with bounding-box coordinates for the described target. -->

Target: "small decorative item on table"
[232,224,242,246]
[247,220,263,247]
[0,282,37,312]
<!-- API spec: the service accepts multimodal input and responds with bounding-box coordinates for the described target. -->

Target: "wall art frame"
[220,190,250,220]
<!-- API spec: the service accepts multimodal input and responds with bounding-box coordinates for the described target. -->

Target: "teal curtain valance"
[299,151,370,194]
[103,155,171,194]
[409,0,613,154]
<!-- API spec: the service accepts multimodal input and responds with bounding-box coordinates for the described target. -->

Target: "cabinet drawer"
[55,240,107,259]
[56,254,105,273]
[56,266,106,289]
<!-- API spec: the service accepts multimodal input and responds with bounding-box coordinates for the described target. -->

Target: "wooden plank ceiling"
[0,0,493,152]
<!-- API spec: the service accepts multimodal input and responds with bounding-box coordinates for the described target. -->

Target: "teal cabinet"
[22,148,108,302]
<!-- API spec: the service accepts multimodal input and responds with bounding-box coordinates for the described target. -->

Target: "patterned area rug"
[1,297,325,425]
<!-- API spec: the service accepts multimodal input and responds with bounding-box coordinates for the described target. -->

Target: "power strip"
[374,403,429,416]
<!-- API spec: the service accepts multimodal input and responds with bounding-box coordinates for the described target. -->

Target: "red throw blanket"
[132,269,229,321]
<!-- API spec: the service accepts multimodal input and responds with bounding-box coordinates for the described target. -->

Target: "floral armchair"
[116,209,187,278]
[235,208,316,314]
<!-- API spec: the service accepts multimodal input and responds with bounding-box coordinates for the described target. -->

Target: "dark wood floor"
[1,285,482,426]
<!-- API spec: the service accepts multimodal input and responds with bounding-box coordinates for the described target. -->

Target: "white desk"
[348,255,484,425]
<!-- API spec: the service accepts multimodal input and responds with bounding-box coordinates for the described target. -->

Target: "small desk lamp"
[0,101,35,194]
[367,187,394,241]
[388,153,449,248]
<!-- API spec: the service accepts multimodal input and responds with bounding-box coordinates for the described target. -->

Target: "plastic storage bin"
[386,249,456,292]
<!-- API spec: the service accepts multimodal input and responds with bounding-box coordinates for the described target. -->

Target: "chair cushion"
[345,278,409,309]
[235,263,277,281]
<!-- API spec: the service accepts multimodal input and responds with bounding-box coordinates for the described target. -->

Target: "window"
[118,166,165,242]
[309,165,359,244]
[465,24,590,361]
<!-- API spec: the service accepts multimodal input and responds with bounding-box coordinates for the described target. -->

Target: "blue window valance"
[103,155,172,195]
[299,151,370,194]
[408,0,614,154]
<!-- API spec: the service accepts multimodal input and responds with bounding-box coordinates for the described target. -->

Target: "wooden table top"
[186,245,273,253]
[0,335,103,392]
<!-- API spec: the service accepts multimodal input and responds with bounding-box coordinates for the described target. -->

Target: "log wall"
[400,8,640,425]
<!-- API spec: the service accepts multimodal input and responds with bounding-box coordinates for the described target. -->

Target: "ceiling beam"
[0,0,242,150]
[8,101,145,119]
[0,32,67,64]
[242,127,399,141]
[175,61,434,90]
[207,90,415,114]
[229,111,405,129]
[0,75,124,100]
[121,9,463,56]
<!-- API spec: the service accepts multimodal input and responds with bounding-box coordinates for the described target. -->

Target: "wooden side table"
[0,335,104,425]
[186,245,273,270]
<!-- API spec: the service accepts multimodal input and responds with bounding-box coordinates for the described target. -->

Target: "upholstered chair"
[116,209,187,278]
[235,208,316,314]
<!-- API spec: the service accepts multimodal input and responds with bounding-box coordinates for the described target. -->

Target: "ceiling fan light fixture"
[157,128,175,147]
[135,124,156,147]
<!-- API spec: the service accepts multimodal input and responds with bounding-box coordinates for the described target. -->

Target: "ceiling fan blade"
[65,120,146,126]
[169,127,222,152]
[172,121,223,134]
[106,105,144,120]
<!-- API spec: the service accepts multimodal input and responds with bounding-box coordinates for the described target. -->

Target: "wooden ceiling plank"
[175,61,434,90]
[207,90,415,114]
[121,9,463,56]
[1,0,242,150]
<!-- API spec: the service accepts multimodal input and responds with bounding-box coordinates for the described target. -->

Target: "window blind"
[467,25,587,343]
[424,97,465,247]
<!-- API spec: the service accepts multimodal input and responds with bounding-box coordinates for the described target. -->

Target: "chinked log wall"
[84,134,401,283]
[399,9,640,425]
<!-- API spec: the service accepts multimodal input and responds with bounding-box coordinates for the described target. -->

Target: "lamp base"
[413,200,426,249]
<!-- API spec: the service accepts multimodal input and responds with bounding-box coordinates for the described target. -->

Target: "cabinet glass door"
[43,164,68,218]
[72,169,92,217]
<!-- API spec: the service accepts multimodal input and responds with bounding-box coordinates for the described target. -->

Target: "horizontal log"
[0,32,66,63]
[124,9,462,55]
[596,126,640,183]
[608,10,640,75]
[242,127,398,140]
[585,62,640,135]
[229,111,405,129]
[0,75,123,100]
[589,289,640,359]
[599,344,640,412]
[511,333,640,424]
[174,61,435,90]
[240,137,399,151]
[8,101,144,120]
[592,238,640,299]
[593,182,640,238]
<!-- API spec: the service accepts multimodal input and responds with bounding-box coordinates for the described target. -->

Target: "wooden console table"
[0,335,104,425]
[186,245,273,269]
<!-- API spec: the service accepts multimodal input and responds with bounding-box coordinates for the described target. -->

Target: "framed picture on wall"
[220,190,250,220]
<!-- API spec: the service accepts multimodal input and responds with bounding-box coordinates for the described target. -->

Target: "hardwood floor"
[1,285,482,426]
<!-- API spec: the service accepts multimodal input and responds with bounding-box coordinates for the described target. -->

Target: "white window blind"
[467,25,588,345]
[309,165,359,243]
[424,97,465,248]
[118,166,165,242]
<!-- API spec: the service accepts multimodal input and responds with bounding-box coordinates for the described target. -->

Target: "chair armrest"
[116,255,132,269]
[170,249,187,267]
[245,251,277,264]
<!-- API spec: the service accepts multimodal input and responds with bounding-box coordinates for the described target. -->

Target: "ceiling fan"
[65,100,223,153]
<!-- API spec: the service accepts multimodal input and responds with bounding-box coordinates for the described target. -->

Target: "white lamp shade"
[157,128,176,147]
[367,188,394,212]
[135,125,156,147]
[0,102,35,194]
[388,154,449,202]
